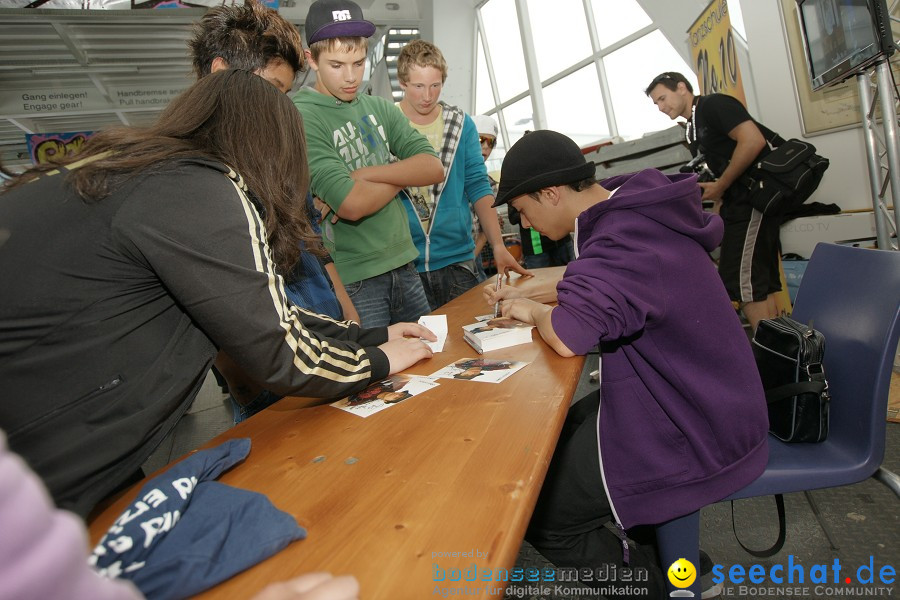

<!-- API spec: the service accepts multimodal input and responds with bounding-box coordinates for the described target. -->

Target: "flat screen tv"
[795,0,895,91]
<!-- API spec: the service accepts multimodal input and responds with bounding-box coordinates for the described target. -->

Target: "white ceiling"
[0,1,423,168]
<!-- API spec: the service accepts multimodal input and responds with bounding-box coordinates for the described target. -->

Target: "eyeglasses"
[479,135,496,149]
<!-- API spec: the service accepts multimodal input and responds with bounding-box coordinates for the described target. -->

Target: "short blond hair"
[308,36,369,61]
[397,39,448,83]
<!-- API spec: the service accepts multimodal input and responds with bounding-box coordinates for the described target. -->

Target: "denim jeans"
[230,390,281,424]
[344,262,431,327]
[523,237,576,269]
[419,260,480,311]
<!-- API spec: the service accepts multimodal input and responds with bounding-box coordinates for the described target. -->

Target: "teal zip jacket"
[402,106,494,273]
[292,88,437,284]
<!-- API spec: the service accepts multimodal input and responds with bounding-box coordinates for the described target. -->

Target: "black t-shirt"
[692,93,755,177]
[519,225,567,256]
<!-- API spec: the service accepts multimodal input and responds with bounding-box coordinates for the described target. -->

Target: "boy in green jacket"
[294,0,444,327]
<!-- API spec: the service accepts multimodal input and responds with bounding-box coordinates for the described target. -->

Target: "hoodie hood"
[580,169,723,253]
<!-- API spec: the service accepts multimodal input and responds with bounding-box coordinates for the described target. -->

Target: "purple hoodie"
[0,431,142,600]
[550,169,768,529]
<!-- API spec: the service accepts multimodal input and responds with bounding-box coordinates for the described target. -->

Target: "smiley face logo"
[667,558,697,589]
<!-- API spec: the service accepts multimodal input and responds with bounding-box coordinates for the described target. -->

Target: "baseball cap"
[305,0,376,45]
[493,130,595,207]
[473,114,498,139]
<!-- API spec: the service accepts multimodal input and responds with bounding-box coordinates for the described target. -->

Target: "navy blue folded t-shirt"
[90,438,305,600]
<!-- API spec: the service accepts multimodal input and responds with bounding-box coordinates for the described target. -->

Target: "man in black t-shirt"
[646,71,779,331]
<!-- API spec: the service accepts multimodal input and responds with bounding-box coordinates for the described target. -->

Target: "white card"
[418,314,448,352]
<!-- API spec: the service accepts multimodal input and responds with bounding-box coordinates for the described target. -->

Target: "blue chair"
[656,243,900,597]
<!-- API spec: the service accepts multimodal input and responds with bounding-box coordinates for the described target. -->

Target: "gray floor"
[152,359,900,600]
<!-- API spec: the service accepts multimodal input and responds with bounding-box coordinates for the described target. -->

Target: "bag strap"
[731,494,786,557]
[737,121,785,189]
[753,121,786,147]
[765,380,827,404]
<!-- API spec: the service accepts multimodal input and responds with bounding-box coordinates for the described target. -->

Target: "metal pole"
[857,71,892,249]
[875,60,900,248]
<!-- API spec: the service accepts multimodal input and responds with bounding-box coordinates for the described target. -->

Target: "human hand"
[250,573,359,600]
[386,322,437,342]
[500,297,549,325]
[482,278,526,306]
[379,337,434,373]
[313,196,339,225]
[492,244,532,279]
[698,180,726,202]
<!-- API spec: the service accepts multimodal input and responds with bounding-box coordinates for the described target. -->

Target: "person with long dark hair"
[0,69,434,520]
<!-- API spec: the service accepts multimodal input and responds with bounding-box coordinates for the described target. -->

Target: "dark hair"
[189,0,305,78]
[526,176,598,199]
[5,70,315,275]
[508,176,596,226]
[644,71,693,96]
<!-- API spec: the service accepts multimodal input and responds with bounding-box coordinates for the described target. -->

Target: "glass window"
[479,0,529,102]
[542,64,609,147]
[603,30,697,140]
[475,33,495,115]
[500,96,536,149]
[526,0,592,79]
[590,0,652,49]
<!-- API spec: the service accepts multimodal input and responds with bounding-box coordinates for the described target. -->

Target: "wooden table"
[89,267,583,598]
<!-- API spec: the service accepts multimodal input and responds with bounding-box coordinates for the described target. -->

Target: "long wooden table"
[89,267,584,598]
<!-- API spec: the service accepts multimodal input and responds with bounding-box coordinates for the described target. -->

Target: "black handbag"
[742,124,830,217]
[751,316,830,443]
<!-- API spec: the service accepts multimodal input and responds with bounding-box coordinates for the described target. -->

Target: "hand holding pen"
[493,276,503,318]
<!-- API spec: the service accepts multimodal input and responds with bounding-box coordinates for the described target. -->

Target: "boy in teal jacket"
[396,40,529,310]
[293,0,444,327]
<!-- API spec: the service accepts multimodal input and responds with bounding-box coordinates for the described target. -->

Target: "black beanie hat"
[493,130,595,207]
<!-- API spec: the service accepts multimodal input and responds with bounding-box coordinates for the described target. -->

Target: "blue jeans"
[419,260,480,311]
[473,255,488,283]
[523,237,576,269]
[344,262,431,327]
[230,390,281,424]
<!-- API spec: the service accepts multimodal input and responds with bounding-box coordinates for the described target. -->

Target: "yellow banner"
[688,0,747,105]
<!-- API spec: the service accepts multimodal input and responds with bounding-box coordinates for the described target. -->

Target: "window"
[543,64,609,145]
[526,0,592,79]
[475,0,733,145]
[590,0,652,49]
[603,30,696,139]
[475,34,495,115]
[480,0,528,102]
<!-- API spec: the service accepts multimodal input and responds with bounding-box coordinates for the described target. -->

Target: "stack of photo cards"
[331,374,439,418]
[462,316,535,354]
[430,357,529,384]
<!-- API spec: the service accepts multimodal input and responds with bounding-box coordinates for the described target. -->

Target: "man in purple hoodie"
[486,130,768,594]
